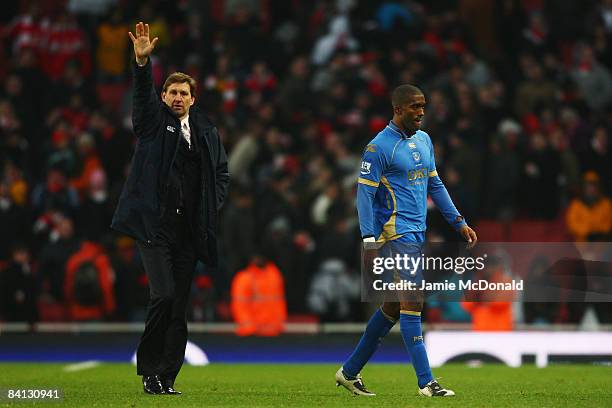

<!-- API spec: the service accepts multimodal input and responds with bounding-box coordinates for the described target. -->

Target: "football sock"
[399,311,434,388]
[343,308,396,378]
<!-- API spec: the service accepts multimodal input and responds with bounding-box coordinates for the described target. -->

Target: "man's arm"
[214,127,230,210]
[357,143,386,240]
[128,22,161,141]
[357,185,377,241]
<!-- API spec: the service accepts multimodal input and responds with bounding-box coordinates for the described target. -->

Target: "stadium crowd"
[0,0,611,327]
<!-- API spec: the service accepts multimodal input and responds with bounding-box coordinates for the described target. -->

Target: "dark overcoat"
[111,61,229,266]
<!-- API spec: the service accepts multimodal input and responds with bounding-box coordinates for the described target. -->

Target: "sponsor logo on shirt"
[408,167,428,181]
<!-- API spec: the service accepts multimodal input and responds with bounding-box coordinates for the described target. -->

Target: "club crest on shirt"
[412,151,421,162]
[166,125,176,133]
[360,161,372,175]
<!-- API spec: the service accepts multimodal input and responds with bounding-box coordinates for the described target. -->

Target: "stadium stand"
[0,0,611,328]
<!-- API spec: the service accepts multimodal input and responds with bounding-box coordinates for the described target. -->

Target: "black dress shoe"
[143,375,165,394]
[160,377,182,395]
[163,385,182,395]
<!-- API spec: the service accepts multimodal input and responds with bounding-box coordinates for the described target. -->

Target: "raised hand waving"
[128,22,159,66]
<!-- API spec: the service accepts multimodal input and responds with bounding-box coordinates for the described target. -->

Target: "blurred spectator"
[0,181,31,261]
[462,257,514,331]
[520,132,561,218]
[70,132,104,198]
[228,130,260,183]
[3,161,28,207]
[580,126,611,194]
[522,11,549,52]
[10,48,46,134]
[41,12,91,80]
[109,237,148,321]
[307,259,360,322]
[38,214,79,301]
[64,241,115,321]
[31,167,79,217]
[484,120,521,219]
[5,5,43,55]
[375,1,418,34]
[204,54,238,113]
[277,56,312,120]
[0,244,38,322]
[570,44,612,112]
[311,182,340,226]
[4,74,34,134]
[461,52,492,88]
[243,61,278,97]
[446,132,481,205]
[514,60,559,118]
[221,185,256,279]
[442,165,476,224]
[427,273,472,323]
[549,128,581,202]
[311,14,359,66]
[231,253,286,336]
[0,99,22,135]
[566,171,612,242]
[95,10,129,81]
[559,106,592,154]
[427,301,472,323]
[595,0,612,33]
[45,59,95,111]
[46,120,77,176]
[315,206,359,268]
[76,168,113,241]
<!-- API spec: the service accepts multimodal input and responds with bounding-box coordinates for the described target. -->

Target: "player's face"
[396,94,426,135]
[162,82,195,119]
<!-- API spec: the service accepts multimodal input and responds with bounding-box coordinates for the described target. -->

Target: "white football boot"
[419,379,455,397]
[335,367,376,396]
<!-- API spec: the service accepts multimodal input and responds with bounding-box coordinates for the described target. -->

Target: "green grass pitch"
[0,363,610,407]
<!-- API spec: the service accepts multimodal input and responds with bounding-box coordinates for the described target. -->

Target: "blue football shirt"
[357,121,466,243]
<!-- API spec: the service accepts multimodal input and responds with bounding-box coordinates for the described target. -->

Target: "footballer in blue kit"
[335,84,478,397]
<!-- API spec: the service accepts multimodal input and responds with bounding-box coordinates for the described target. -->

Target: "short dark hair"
[391,84,423,107]
[162,72,197,96]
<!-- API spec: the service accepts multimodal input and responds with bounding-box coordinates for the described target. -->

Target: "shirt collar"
[387,120,413,139]
[180,115,190,129]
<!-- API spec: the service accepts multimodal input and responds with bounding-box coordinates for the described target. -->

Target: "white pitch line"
[63,360,101,372]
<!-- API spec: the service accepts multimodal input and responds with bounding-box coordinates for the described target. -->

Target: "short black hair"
[391,84,423,107]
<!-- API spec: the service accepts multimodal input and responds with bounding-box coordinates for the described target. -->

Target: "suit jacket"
[111,60,229,266]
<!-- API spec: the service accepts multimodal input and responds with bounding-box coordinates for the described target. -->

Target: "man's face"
[395,93,425,135]
[162,82,194,119]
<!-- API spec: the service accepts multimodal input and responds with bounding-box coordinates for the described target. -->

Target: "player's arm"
[426,138,477,246]
[128,22,161,140]
[357,143,387,241]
